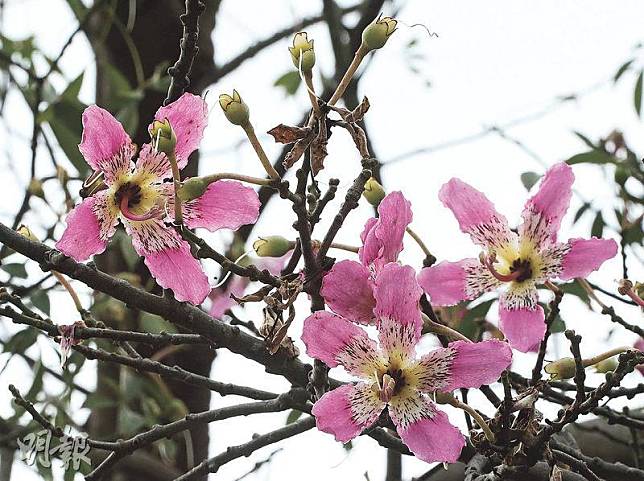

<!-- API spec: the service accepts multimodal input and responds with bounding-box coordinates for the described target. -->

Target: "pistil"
[481,253,522,283]
[119,196,161,222]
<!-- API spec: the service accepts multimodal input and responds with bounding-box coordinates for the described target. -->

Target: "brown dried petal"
[283,133,314,168]
[267,124,312,144]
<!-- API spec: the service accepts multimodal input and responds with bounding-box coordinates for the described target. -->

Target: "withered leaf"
[283,132,315,168]
[349,96,370,123]
[267,124,312,144]
[311,116,329,175]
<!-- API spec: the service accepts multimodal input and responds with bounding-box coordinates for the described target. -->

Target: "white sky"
[1,1,643,480]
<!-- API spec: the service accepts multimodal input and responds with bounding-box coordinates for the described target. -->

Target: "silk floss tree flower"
[303,263,512,463]
[320,191,412,324]
[56,93,260,304]
[418,162,618,352]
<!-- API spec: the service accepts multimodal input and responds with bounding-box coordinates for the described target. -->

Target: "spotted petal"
[373,263,423,363]
[135,144,173,180]
[558,237,618,281]
[56,192,118,261]
[519,162,574,247]
[439,178,516,251]
[153,92,208,169]
[312,383,385,443]
[301,311,384,377]
[359,191,412,272]
[411,340,512,393]
[124,218,210,304]
[79,105,134,183]
[321,260,375,324]
[389,392,465,463]
[418,259,501,306]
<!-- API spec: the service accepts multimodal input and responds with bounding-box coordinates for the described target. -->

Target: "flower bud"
[219,90,249,126]
[544,357,577,380]
[28,178,45,199]
[288,32,315,72]
[635,282,644,299]
[363,177,386,206]
[253,236,293,257]
[362,15,397,51]
[149,118,177,156]
[17,225,39,242]
[177,177,209,202]
[593,357,617,374]
[614,164,629,186]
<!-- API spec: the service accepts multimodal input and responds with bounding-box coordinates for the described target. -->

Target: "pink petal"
[312,383,384,443]
[254,253,291,276]
[79,105,133,182]
[153,92,207,169]
[373,264,423,360]
[439,340,512,392]
[56,193,117,261]
[390,395,465,463]
[359,192,412,272]
[635,339,644,375]
[418,259,501,306]
[209,276,247,318]
[498,302,546,353]
[181,181,260,232]
[559,237,618,281]
[124,218,209,304]
[301,311,383,377]
[135,144,172,180]
[321,260,375,324]
[439,178,515,250]
[520,162,574,245]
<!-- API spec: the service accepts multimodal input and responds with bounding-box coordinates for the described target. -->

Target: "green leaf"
[285,409,303,425]
[274,71,301,96]
[572,131,596,149]
[550,314,566,333]
[520,171,541,191]
[1,262,27,278]
[560,281,591,306]
[3,329,38,353]
[614,58,634,83]
[565,150,614,165]
[591,211,604,238]
[573,203,591,223]
[139,312,177,334]
[634,70,643,117]
[30,290,50,315]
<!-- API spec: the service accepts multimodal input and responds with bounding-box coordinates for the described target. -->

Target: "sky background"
[1,1,643,480]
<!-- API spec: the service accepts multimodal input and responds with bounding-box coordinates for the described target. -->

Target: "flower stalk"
[242,122,281,180]
[435,391,495,442]
[545,346,631,380]
[421,313,472,343]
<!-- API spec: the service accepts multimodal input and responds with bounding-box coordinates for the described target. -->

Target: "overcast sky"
[1,1,643,480]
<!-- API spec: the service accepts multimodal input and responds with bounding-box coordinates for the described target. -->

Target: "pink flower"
[302,263,512,463]
[418,163,618,352]
[320,191,412,324]
[56,93,260,305]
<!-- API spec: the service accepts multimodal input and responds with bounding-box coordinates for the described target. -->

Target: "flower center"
[375,368,406,403]
[509,257,533,283]
[115,181,162,222]
[482,253,533,283]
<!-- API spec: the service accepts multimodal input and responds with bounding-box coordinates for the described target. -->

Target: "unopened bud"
[149,118,177,156]
[17,225,39,242]
[219,90,249,126]
[177,177,209,202]
[593,357,617,374]
[362,15,397,51]
[288,32,315,72]
[363,177,386,206]
[253,236,293,257]
[614,164,629,186]
[544,357,577,380]
[28,178,45,199]
[635,282,644,299]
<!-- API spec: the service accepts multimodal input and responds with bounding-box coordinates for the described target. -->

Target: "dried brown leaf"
[267,124,312,144]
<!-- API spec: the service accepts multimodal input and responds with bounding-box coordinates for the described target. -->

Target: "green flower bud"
[593,357,617,374]
[28,178,45,199]
[177,177,209,202]
[17,224,39,242]
[635,282,644,299]
[253,236,293,257]
[288,32,315,72]
[363,177,386,206]
[219,90,250,126]
[544,357,577,380]
[149,118,177,156]
[362,15,397,51]
[614,164,629,186]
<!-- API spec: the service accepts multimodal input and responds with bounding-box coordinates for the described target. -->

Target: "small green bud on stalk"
[17,225,39,242]
[28,178,45,199]
[149,118,177,156]
[614,164,629,186]
[177,177,209,202]
[545,346,631,380]
[593,357,617,374]
[219,90,250,126]
[361,15,397,51]
[363,177,386,206]
[253,236,294,257]
[289,32,316,72]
